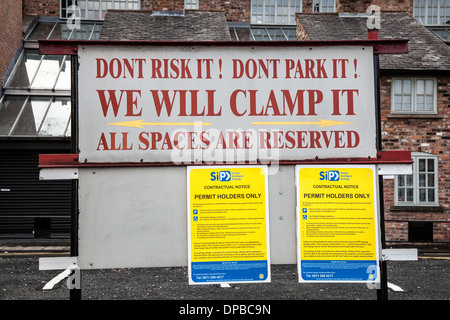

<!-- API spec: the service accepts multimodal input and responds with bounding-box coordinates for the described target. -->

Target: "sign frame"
[75,43,379,164]
[38,39,410,170]
[36,38,411,300]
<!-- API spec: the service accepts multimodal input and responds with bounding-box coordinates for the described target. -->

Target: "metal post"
[377,175,389,300]
[373,43,389,301]
[70,54,81,300]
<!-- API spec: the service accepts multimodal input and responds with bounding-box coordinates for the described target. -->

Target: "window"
[185,0,199,9]
[0,19,101,139]
[413,0,450,25]
[392,78,437,114]
[250,27,297,40]
[60,0,140,20]
[0,96,71,138]
[4,50,71,91]
[251,0,302,25]
[428,26,450,42]
[229,25,297,41]
[25,22,102,43]
[313,0,335,12]
[395,153,439,206]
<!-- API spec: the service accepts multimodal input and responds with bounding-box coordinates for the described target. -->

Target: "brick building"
[296,11,450,244]
[0,0,23,94]
[0,0,449,245]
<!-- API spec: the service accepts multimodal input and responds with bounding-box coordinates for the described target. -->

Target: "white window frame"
[395,153,439,207]
[251,0,302,25]
[413,0,450,25]
[60,0,140,20]
[185,0,199,9]
[313,0,336,13]
[391,77,438,114]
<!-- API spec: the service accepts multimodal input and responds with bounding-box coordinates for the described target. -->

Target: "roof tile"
[296,12,450,71]
[100,10,232,41]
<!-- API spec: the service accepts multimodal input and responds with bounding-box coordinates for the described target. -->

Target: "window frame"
[391,77,438,115]
[185,0,199,9]
[60,0,141,20]
[0,19,102,140]
[313,0,336,13]
[413,0,450,26]
[0,95,72,138]
[251,0,302,25]
[394,153,439,207]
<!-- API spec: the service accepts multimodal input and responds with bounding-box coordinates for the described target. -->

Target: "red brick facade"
[0,0,23,89]
[23,0,60,16]
[141,0,414,19]
[380,75,450,243]
[141,0,250,22]
[337,0,413,14]
[21,0,418,19]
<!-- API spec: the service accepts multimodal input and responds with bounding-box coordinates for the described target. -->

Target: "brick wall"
[302,0,414,14]
[199,1,250,22]
[20,0,417,22]
[337,0,413,14]
[142,0,250,22]
[141,0,184,11]
[380,75,450,243]
[21,0,417,19]
[0,0,23,89]
[23,0,60,16]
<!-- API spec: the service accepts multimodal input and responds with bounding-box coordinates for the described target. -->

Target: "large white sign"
[78,44,376,164]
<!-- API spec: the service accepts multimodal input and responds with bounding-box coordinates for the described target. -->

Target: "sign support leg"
[377,176,389,300]
[374,52,388,301]
[70,54,81,300]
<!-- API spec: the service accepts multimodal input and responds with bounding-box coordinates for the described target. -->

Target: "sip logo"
[320,170,340,181]
[211,171,231,182]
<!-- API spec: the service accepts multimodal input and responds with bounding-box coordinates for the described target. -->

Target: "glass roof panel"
[5,50,71,90]
[251,28,271,41]
[65,119,71,137]
[12,97,51,136]
[0,96,71,137]
[0,96,27,136]
[90,24,102,40]
[69,23,99,40]
[429,27,450,42]
[39,98,71,137]
[229,25,297,41]
[26,23,56,41]
[0,20,101,140]
[31,55,69,90]
[54,57,71,90]
[6,50,41,89]
[284,28,297,40]
[25,22,103,41]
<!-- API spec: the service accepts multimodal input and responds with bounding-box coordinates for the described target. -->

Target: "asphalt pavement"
[0,244,448,317]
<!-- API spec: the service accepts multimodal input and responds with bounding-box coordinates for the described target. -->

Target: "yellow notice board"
[296,165,380,283]
[187,166,270,285]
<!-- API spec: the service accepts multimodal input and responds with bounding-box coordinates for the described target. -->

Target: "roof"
[296,12,450,72]
[99,10,232,41]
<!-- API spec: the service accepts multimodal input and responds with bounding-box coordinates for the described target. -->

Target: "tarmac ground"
[0,241,448,317]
